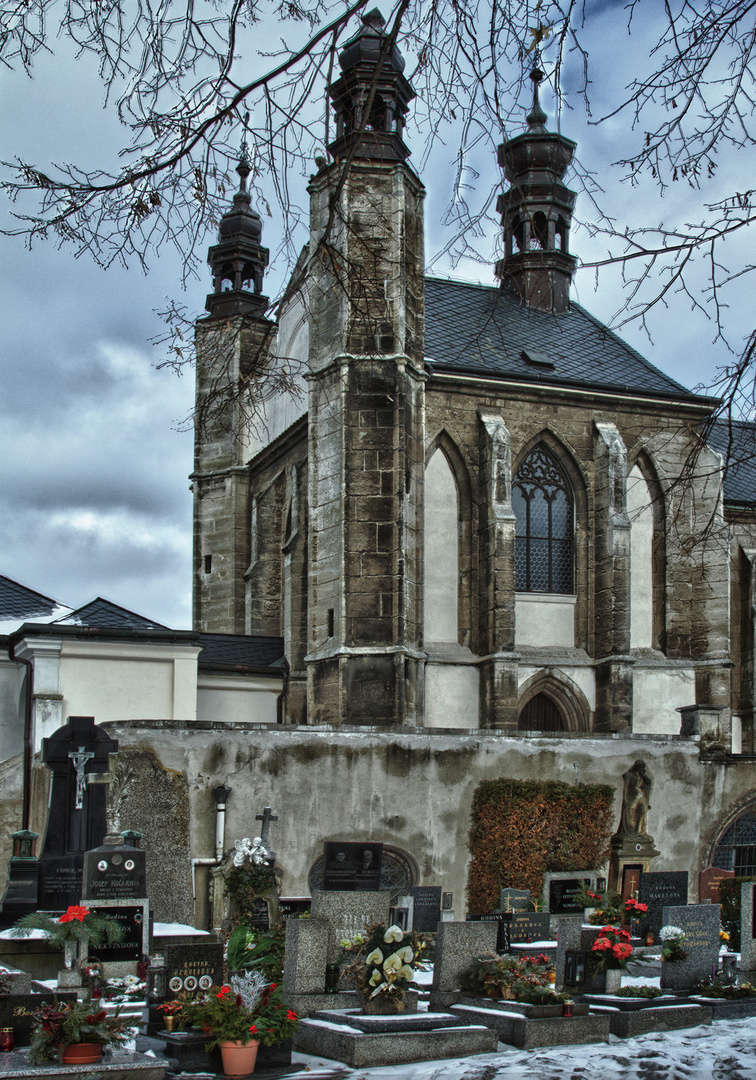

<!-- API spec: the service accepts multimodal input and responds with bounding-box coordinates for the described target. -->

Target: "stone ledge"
[589,1003,712,1038]
[0,1049,165,1080]
[450,1002,611,1049]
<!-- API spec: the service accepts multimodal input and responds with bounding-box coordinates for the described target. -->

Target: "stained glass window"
[514,444,574,593]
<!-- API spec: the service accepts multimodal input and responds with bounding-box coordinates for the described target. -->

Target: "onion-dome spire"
[326,8,415,162]
[206,135,269,318]
[495,63,577,313]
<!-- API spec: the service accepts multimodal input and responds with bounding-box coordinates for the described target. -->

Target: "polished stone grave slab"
[581,993,679,1012]
[294,1008,497,1067]
[588,1003,712,1038]
[0,1049,164,1080]
[450,1002,610,1050]
[687,995,756,1020]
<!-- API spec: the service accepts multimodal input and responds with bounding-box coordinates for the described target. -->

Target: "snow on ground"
[294,1017,756,1079]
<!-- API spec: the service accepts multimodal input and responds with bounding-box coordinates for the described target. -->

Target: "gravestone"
[467,913,510,951]
[543,872,596,914]
[0,991,77,1046]
[430,921,499,1010]
[321,842,383,891]
[638,871,689,938]
[510,912,551,944]
[164,941,224,998]
[279,897,312,921]
[87,898,150,974]
[660,903,721,991]
[38,716,118,910]
[738,883,756,974]
[82,838,147,901]
[311,888,391,962]
[621,864,643,903]
[499,888,531,912]
[699,867,734,905]
[410,886,442,931]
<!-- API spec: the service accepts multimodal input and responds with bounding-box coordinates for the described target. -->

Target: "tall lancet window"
[513,444,574,593]
[627,464,654,649]
[424,449,459,641]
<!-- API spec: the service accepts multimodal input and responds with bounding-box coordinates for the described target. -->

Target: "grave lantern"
[11,830,38,859]
[564,950,587,986]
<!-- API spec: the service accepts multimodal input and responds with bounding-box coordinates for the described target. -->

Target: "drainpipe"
[8,632,34,831]
[190,786,233,911]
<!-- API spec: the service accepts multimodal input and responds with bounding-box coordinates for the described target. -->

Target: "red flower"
[59,904,90,923]
[612,943,633,961]
[286,1010,297,1020]
[592,937,612,951]
[269,982,277,990]
[248,1024,257,1034]
[216,986,231,999]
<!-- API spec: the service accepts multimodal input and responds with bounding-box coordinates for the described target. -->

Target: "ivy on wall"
[467,778,615,914]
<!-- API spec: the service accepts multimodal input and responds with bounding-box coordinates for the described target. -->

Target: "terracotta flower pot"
[61,1042,104,1065]
[219,1038,260,1078]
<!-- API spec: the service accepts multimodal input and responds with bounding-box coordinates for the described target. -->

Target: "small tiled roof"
[706,419,756,505]
[424,278,712,403]
[56,597,169,630]
[0,575,65,621]
[198,633,285,670]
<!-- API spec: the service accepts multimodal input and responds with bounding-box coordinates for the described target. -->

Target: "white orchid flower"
[366,948,384,966]
[383,925,404,943]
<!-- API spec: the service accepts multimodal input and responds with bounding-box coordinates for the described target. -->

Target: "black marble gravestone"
[164,942,224,999]
[82,839,147,901]
[549,878,590,914]
[510,912,552,944]
[638,871,689,938]
[322,841,383,891]
[38,717,118,910]
[410,886,442,932]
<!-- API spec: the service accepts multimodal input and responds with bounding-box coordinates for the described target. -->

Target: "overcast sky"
[0,3,752,629]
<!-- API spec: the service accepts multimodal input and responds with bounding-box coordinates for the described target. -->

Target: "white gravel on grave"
[293,1017,756,1078]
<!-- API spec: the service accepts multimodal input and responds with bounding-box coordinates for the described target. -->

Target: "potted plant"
[185,973,298,1078]
[590,926,633,992]
[13,904,124,986]
[157,999,183,1032]
[340,924,421,1014]
[28,999,130,1065]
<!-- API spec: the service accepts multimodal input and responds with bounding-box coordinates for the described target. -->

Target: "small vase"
[604,968,623,994]
[219,1038,260,1078]
[0,1029,14,1052]
[61,1043,104,1065]
[164,1015,175,1032]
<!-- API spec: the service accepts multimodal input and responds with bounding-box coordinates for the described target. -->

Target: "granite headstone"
[638,871,689,938]
[510,912,551,944]
[82,839,147,901]
[164,941,224,999]
[659,903,721,990]
[0,992,77,1046]
[738,883,756,973]
[467,913,510,951]
[87,898,150,967]
[499,888,531,912]
[279,897,313,921]
[699,867,734,905]
[410,886,442,932]
[544,873,594,914]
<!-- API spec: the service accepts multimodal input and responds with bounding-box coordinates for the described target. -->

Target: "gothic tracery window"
[513,444,574,593]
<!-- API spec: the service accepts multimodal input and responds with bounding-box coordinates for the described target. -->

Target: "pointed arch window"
[513,444,574,593]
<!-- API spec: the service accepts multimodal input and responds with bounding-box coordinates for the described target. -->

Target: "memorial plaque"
[410,886,442,932]
[87,900,149,962]
[660,903,721,991]
[621,864,643,903]
[699,866,734,905]
[322,841,383,891]
[164,941,224,999]
[548,878,590,914]
[279,897,312,920]
[0,992,77,1046]
[638,871,689,937]
[510,912,552,944]
[83,841,147,901]
[39,854,83,911]
[247,897,271,931]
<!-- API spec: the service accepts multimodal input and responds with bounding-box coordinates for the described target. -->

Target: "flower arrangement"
[697,977,756,999]
[105,974,147,1002]
[460,954,564,1003]
[591,926,633,971]
[614,985,663,999]
[659,926,688,963]
[158,1001,183,1016]
[13,904,124,956]
[340,924,422,1012]
[27,999,131,1064]
[225,924,285,979]
[184,974,298,1049]
[575,884,648,926]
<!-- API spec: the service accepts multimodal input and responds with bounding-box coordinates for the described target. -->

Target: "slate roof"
[0,575,67,621]
[55,597,170,630]
[706,420,756,505]
[424,278,713,404]
[197,633,285,670]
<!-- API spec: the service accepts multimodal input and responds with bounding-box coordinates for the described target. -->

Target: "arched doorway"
[518,692,564,731]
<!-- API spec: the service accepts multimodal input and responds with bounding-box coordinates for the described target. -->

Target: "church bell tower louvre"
[192,148,275,635]
[304,8,427,725]
[496,64,578,313]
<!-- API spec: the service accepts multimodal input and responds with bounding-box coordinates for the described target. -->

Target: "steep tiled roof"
[424,278,712,403]
[707,420,756,505]
[198,633,285,670]
[56,597,169,630]
[0,575,67,621]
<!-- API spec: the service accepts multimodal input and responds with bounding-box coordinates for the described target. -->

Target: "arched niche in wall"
[423,434,473,648]
[627,454,666,652]
[308,845,418,904]
[517,669,592,732]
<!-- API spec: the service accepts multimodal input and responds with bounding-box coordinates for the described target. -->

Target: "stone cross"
[255,806,278,848]
[42,716,118,853]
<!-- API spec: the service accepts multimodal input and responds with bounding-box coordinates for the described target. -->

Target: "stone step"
[450,1002,611,1050]
[588,1002,712,1038]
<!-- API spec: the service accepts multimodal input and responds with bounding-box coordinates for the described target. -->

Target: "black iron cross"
[255,806,278,849]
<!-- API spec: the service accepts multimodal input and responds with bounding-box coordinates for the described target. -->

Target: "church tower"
[496,65,577,312]
[305,9,426,724]
[192,151,274,633]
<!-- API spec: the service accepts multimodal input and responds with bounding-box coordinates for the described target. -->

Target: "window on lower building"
[513,444,574,593]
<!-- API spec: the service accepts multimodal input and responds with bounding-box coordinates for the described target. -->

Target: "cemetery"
[0,720,755,1077]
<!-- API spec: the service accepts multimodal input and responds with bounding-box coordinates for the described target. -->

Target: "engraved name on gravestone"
[637,871,689,937]
[410,886,442,932]
[82,841,147,901]
[547,877,592,915]
[164,942,224,999]
[87,900,149,963]
[699,866,734,905]
[510,912,552,944]
[0,992,77,1047]
[659,903,721,991]
[322,841,383,891]
[467,912,510,952]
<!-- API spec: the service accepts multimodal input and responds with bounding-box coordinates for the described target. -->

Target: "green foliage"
[184,982,298,1049]
[28,999,129,1063]
[226,924,285,980]
[718,876,756,951]
[466,778,614,914]
[14,905,124,952]
[697,978,756,999]
[459,953,556,1000]
[224,864,277,924]
[614,985,663,999]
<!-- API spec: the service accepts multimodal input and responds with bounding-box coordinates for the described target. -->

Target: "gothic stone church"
[5,13,756,926]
